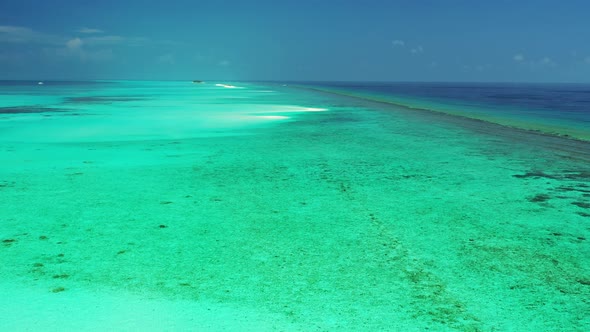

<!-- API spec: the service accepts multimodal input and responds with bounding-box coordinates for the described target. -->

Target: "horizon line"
[1,79,590,85]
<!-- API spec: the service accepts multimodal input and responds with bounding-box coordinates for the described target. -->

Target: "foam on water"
[214,83,241,89]
[0,81,322,143]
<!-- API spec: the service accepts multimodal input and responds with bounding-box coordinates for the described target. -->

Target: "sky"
[1,0,590,82]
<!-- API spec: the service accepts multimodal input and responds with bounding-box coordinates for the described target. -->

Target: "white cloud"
[83,35,125,45]
[0,25,33,43]
[46,37,115,62]
[0,25,146,48]
[392,39,405,47]
[0,25,62,45]
[514,54,556,67]
[0,26,28,33]
[411,46,423,54]
[218,60,231,66]
[540,57,551,64]
[534,57,555,67]
[44,45,113,62]
[66,38,83,50]
[74,35,148,48]
[514,56,557,69]
[513,54,525,62]
[0,25,176,65]
[78,28,103,34]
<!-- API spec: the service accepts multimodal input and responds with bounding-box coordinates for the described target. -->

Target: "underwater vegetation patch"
[63,96,150,104]
[513,171,557,179]
[513,169,590,181]
[51,287,66,293]
[0,181,15,188]
[516,169,590,213]
[555,186,590,193]
[528,194,551,203]
[0,106,68,114]
[563,171,590,180]
[2,238,16,244]
[572,201,590,209]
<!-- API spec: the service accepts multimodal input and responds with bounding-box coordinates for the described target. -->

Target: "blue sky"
[1,0,590,82]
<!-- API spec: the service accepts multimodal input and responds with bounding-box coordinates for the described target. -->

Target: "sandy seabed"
[1,82,589,331]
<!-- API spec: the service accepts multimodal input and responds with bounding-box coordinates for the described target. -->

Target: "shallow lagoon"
[1,81,589,331]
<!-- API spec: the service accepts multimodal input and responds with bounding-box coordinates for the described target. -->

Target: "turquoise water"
[0,81,328,143]
[1,81,589,331]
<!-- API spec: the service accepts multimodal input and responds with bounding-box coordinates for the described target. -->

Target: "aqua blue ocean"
[1,80,589,331]
[3,81,589,139]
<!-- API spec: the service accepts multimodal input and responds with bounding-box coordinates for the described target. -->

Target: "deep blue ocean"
[300,82,590,140]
